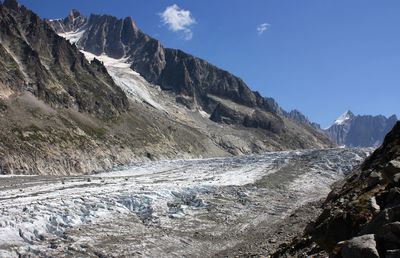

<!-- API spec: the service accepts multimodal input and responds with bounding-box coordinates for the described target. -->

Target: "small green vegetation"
[12,125,47,142]
[72,117,106,139]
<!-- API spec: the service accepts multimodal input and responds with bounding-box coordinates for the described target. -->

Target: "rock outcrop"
[273,122,400,257]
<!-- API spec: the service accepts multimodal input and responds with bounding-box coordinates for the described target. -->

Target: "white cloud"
[257,23,270,35]
[160,4,196,40]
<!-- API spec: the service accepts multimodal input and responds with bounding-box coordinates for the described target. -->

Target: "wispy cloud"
[257,23,270,35]
[160,4,196,40]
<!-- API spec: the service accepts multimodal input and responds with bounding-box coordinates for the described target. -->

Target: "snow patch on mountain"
[58,29,86,44]
[57,30,166,112]
[81,51,167,112]
[334,110,353,125]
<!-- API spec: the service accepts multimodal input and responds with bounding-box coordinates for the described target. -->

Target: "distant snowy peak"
[324,111,398,147]
[334,110,354,125]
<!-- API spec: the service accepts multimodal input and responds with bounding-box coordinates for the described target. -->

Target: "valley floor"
[0,148,370,257]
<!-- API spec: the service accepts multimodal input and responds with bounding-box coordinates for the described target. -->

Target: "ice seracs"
[0,148,370,256]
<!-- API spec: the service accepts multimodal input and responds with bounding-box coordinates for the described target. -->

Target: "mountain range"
[0,0,334,175]
[324,111,397,147]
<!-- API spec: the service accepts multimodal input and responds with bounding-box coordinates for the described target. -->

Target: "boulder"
[367,172,383,188]
[340,234,379,258]
[386,249,400,258]
[361,206,400,235]
[378,187,400,209]
[383,160,400,183]
[376,222,400,252]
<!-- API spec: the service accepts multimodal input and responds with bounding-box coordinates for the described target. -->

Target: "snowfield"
[58,30,167,112]
[0,148,370,257]
[81,51,167,112]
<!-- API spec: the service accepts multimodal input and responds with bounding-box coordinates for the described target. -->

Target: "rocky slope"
[273,121,400,258]
[325,110,397,147]
[0,0,333,175]
[0,0,223,175]
[46,9,332,146]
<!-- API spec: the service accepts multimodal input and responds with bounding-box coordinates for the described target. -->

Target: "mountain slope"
[325,111,398,147]
[0,1,128,118]
[47,9,332,146]
[48,11,280,115]
[0,0,228,175]
[0,1,333,175]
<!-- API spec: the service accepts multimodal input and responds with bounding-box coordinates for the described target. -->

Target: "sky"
[18,0,400,128]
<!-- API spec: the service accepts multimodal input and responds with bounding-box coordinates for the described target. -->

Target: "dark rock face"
[339,234,380,258]
[48,12,282,115]
[0,1,128,118]
[273,122,400,257]
[243,110,284,133]
[49,9,86,33]
[325,111,398,147]
[209,103,284,133]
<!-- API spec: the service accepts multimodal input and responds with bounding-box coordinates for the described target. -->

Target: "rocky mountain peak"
[2,0,19,11]
[123,16,139,32]
[334,110,354,125]
[325,111,398,147]
[68,9,82,20]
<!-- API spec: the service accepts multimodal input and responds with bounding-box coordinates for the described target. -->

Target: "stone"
[368,172,383,187]
[340,234,379,258]
[384,161,400,183]
[394,173,400,183]
[361,206,400,235]
[376,222,400,251]
[386,249,400,258]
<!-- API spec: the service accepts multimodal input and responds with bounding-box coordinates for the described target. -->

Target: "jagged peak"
[3,0,19,11]
[334,110,354,125]
[123,16,139,32]
[86,13,139,32]
[68,9,82,20]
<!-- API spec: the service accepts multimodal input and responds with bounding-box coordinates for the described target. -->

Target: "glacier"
[0,148,370,257]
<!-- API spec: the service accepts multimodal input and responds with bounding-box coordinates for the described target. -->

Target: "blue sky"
[18,0,400,127]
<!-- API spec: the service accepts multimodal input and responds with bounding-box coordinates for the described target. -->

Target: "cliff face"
[273,122,400,258]
[0,0,128,119]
